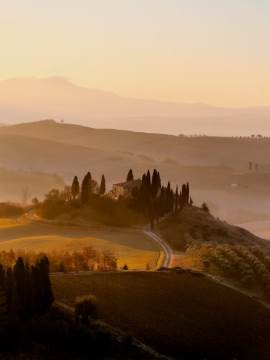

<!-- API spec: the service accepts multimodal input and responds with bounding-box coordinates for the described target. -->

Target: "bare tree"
[21,186,31,205]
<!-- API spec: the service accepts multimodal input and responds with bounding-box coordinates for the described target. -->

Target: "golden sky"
[1,0,270,107]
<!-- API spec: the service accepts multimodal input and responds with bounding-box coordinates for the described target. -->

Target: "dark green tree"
[0,264,5,288]
[36,256,54,314]
[175,186,179,213]
[151,169,161,198]
[13,257,27,317]
[100,174,106,195]
[6,268,14,314]
[126,169,134,182]
[71,176,80,200]
[81,172,91,204]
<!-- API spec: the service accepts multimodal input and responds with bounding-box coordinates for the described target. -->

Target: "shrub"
[201,202,210,213]
[75,295,98,324]
[39,189,69,219]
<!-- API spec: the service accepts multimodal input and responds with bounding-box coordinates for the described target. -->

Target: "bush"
[39,189,69,219]
[75,295,98,324]
[201,202,210,213]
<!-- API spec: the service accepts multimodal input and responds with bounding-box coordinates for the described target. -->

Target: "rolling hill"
[1,120,270,223]
[0,222,160,270]
[2,119,270,171]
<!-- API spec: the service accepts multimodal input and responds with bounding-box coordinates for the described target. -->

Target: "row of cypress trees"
[132,169,192,227]
[0,256,54,320]
[71,172,106,204]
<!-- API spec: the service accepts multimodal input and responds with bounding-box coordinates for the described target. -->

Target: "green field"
[0,221,161,269]
[52,271,270,360]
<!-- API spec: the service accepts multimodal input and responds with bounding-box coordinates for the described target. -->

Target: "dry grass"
[52,271,270,360]
[0,221,160,270]
[0,218,21,228]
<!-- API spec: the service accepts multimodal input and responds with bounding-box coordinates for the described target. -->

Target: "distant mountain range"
[1,77,270,136]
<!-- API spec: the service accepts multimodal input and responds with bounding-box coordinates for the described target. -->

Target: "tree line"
[0,248,117,273]
[0,256,54,321]
[71,172,106,204]
[131,169,192,228]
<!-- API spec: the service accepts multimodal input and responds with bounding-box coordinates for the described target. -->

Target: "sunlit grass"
[0,218,21,228]
[0,223,160,270]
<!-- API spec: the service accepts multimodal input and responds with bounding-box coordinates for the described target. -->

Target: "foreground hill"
[52,271,270,360]
[159,206,270,251]
[159,206,270,300]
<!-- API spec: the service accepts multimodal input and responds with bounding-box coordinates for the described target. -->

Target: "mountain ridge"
[1,77,270,135]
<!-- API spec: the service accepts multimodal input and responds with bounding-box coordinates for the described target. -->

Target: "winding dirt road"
[143,229,173,268]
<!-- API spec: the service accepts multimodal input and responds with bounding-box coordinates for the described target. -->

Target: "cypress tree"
[157,172,161,191]
[151,169,160,198]
[37,256,54,314]
[100,174,106,195]
[71,176,80,200]
[126,169,134,182]
[146,170,151,187]
[186,182,190,203]
[13,257,26,316]
[166,182,171,212]
[6,268,14,314]
[146,170,151,202]
[175,186,179,213]
[81,172,91,204]
[139,174,147,212]
[86,172,92,195]
[0,264,5,288]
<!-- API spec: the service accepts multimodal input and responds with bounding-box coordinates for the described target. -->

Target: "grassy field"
[0,220,160,270]
[0,218,21,228]
[52,271,270,360]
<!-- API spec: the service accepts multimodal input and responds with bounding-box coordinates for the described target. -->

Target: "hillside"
[1,120,270,223]
[159,206,270,300]
[0,221,160,270]
[159,206,270,251]
[52,271,270,360]
[2,120,270,171]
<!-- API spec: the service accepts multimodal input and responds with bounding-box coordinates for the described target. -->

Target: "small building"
[110,179,141,200]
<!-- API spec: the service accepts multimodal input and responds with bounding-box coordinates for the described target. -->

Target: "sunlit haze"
[1,0,270,107]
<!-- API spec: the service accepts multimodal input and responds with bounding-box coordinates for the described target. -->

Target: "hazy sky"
[1,0,270,106]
